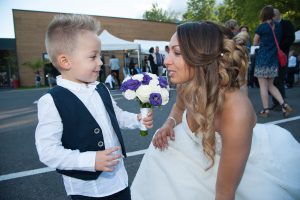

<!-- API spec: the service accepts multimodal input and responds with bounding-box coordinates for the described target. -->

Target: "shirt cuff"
[77,151,96,172]
[130,113,141,129]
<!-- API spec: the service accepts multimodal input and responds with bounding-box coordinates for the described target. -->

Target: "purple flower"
[142,74,152,85]
[149,93,162,106]
[158,77,168,88]
[120,81,128,92]
[126,79,141,91]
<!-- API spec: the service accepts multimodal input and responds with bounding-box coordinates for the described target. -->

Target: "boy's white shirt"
[35,75,140,197]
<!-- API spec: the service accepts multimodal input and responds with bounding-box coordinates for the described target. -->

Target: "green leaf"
[143,3,180,23]
[22,59,46,71]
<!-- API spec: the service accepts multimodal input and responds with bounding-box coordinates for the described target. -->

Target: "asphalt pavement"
[0,86,299,200]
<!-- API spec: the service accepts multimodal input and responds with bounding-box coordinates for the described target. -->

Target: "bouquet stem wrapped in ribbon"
[120,73,169,136]
[139,102,152,136]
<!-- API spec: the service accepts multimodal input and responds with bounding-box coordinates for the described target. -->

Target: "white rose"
[122,76,131,83]
[136,85,152,103]
[161,88,169,105]
[150,85,162,93]
[132,74,144,81]
[148,78,159,88]
[148,73,158,79]
[123,90,136,100]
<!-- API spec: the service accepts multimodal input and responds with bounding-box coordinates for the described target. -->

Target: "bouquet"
[120,73,169,136]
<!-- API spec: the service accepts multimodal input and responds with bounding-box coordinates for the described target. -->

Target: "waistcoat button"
[98,141,104,147]
[94,128,100,134]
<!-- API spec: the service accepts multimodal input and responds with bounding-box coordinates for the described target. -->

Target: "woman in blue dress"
[253,5,292,117]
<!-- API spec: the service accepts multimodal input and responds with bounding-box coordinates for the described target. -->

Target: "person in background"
[225,19,239,37]
[271,8,295,110]
[109,54,121,87]
[163,45,170,70]
[47,73,57,88]
[35,14,153,200]
[135,62,142,74]
[105,71,117,90]
[248,48,260,88]
[129,58,141,75]
[0,74,4,87]
[286,50,298,88]
[148,47,158,75]
[239,25,252,52]
[35,71,41,88]
[163,45,171,86]
[99,54,105,82]
[142,55,149,72]
[297,54,300,85]
[253,5,292,118]
[155,46,164,76]
[165,45,170,54]
[123,52,130,78]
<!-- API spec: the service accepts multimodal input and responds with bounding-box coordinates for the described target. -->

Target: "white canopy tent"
[134,39,169,55]
[99,30,140,51]
[99,30,141,67]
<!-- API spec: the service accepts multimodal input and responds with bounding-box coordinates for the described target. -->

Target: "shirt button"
[98,141,104,147]
[94,128,100,134]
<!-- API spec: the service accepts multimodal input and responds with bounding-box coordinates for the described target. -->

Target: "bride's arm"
[152,85,185,149]
[215,92,256,200]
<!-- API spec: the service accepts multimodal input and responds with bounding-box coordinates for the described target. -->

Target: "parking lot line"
[1,116,299,182]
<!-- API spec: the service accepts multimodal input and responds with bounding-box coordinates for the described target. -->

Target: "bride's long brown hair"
[176,21,248,168]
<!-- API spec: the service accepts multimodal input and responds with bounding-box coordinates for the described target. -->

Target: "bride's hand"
[152,121,175,150]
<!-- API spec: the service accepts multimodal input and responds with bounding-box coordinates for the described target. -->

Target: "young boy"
[35,14,153,200]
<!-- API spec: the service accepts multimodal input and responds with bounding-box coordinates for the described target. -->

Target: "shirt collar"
[56,75,99,92]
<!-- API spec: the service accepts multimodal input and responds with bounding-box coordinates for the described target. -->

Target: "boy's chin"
[77,78,98,84]
[84,79,97,84]
[86,76,99,83]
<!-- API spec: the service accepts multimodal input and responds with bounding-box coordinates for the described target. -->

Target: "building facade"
[13,9,177,86]
[0,38,17,88]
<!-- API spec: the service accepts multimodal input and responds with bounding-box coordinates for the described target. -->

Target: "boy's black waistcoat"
[48,83,126,180]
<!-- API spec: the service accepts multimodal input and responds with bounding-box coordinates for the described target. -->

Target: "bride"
[131,21,300,200]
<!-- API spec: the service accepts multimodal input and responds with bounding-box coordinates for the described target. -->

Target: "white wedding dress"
[131,110,300,200]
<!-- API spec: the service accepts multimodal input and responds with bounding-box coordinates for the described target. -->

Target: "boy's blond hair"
[45,14,101,68]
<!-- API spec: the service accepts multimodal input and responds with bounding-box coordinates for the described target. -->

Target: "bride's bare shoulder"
[222,89,256,126]
[224,89,251,107]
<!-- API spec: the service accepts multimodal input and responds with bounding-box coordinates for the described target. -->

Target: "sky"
[0,0,190,38]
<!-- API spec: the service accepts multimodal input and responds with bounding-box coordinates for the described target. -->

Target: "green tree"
[216,4,233,23]
[143,3,179,23]
[213,0,299,38]
[266,0,300,30]
[22,59,45,72]
[0,53,18,85]
[183,0,217,22]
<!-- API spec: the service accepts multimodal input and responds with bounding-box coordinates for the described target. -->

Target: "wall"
[13,9,177,86]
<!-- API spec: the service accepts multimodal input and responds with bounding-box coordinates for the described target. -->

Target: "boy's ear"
[57,54,71,70]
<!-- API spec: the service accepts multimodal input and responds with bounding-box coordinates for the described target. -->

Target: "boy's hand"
[138,110,154,129]
[95,146,122,172]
